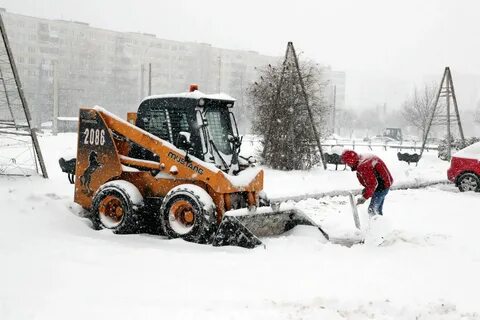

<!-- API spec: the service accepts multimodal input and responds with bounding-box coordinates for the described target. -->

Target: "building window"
[38,23,49,32]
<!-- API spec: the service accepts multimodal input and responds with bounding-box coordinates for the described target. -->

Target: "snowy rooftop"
[141,90,236,103]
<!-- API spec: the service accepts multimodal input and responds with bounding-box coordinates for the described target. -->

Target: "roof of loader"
[141,90,236,104]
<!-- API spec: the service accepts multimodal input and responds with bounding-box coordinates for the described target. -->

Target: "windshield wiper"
[209,139,229,171]
[227,135,242,175]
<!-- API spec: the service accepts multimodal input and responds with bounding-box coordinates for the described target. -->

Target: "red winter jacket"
[355,155,393,199]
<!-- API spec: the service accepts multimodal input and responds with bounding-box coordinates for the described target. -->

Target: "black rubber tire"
[91,184,141,234]
[159,185,217,244]
[457,172,480,192]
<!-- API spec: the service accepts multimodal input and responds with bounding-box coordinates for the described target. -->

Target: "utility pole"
[148,63,152,96]
[217,55,221,93]
[140,64,145,99]
[332,85,336,134]
[52,61,58,135]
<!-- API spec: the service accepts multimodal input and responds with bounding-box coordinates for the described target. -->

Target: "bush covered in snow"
[437,136,480,161]
[247,47,328,170]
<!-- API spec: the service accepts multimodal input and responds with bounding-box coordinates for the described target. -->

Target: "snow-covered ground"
[1,133,479,320]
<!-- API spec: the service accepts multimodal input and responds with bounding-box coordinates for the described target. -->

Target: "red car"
[447,142,480,192]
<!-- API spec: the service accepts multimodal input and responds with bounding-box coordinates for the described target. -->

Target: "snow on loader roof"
[141,90,236,103]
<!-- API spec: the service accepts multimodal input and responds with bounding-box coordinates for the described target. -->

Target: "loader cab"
[134,89,242,172]
[382,128,403,141]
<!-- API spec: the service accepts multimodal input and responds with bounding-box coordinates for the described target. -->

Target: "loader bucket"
[212,206,329,249]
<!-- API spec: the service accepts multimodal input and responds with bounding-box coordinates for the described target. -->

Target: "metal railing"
[322,140,439,152]
[242,135,439,153]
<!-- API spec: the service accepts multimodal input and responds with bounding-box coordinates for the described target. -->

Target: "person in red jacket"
[341,150,393,216]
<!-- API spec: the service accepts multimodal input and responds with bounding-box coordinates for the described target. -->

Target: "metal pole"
[218,55,221,93]
[446,70,451,161]
[0,66,16,129]
[0,13,48,178]
[447,68,465,142]
[140,64,145,99]
[148,63,152,96]
[52,61,58,135]
[419,67,448,158]
[289,42,327,170]
[264,45,289,159]
[332,85,336,134]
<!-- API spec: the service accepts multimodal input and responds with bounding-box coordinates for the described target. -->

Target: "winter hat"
[341,150,359,167]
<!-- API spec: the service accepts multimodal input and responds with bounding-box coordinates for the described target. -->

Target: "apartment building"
[0,8,345,133]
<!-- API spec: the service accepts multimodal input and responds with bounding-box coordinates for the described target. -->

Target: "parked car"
[447,142,480,192]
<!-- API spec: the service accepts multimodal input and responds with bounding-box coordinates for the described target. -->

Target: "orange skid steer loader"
[59,87,329,248]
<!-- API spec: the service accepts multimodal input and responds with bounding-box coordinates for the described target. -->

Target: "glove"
[356,196,367,205]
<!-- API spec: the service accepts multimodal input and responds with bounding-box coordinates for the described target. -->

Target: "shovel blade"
[212,215,263,249]
[212,207,329,249]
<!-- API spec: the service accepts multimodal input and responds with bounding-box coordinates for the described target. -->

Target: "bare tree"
[401,84,438,139]
[247,60,328,170]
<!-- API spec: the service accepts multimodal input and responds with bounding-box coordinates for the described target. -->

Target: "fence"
[242,135,439,153]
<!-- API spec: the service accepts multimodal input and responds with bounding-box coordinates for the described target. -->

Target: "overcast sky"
[1,0,480,109]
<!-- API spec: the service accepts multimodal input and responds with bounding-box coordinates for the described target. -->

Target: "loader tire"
[160,184,217,244]
[91,181,143,234]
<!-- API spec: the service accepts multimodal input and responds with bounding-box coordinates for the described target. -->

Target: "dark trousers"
[368,188,389,216]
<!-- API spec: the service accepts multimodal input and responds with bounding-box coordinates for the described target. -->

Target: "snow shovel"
[348,192,361,229]
[347,193,390,246]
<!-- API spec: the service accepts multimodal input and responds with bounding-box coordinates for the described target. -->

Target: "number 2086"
[83,128,106,146]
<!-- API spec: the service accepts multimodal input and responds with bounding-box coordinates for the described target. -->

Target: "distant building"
[0,8,345,133]
[318,66,346,133]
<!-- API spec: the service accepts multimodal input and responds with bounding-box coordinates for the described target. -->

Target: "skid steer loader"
[59,85,329,248]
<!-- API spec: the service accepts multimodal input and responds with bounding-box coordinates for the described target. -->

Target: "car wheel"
[457,173,480,192]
